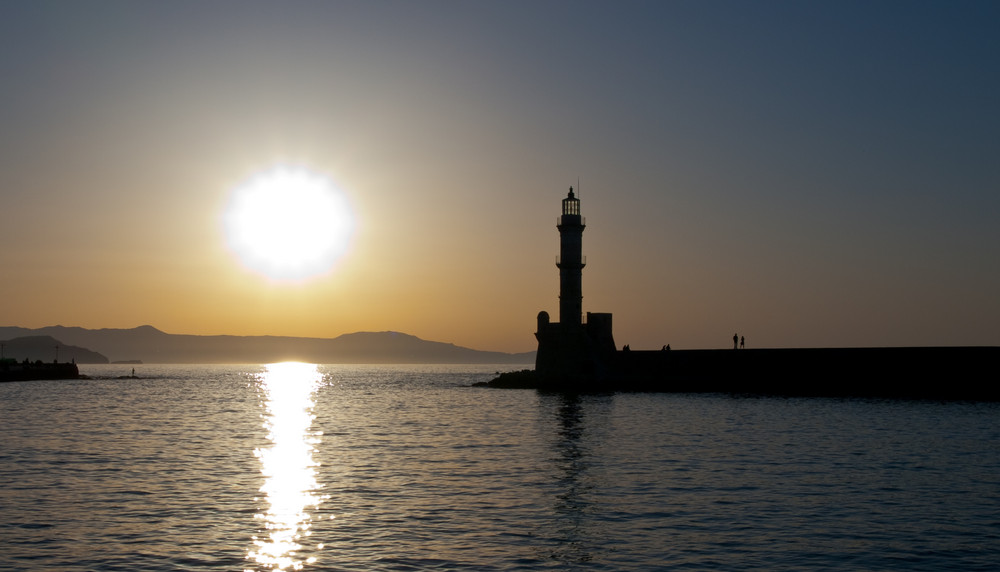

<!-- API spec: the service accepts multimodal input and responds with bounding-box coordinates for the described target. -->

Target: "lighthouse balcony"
[556,255,586,268]
[556,216,585,227]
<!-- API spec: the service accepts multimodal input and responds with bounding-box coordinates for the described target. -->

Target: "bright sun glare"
[224,167,354,282]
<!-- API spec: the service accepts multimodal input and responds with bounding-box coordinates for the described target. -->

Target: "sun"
[223,166,355,282]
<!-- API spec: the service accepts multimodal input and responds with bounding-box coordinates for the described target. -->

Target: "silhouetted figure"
[623,344,630,351]
[740,336,745,349]
[733,333,738,349]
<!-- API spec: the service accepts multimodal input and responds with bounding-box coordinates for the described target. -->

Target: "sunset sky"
[2,1,998,352]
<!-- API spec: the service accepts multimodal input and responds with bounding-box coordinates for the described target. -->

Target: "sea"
[1,364,998,571]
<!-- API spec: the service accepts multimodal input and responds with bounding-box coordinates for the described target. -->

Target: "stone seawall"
[486,346,1000,400]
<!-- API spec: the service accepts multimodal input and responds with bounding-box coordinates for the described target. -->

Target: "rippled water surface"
[2,364,998,570]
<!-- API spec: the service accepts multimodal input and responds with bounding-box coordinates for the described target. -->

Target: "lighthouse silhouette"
[486,186,1000,396]
[535,187,616,385]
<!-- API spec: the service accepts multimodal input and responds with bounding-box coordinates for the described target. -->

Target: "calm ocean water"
[1,364,998,571]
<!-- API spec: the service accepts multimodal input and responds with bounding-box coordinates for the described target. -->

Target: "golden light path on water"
[247,363,327,571]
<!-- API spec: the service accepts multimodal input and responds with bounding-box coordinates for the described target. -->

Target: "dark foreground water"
[1,364,998,571]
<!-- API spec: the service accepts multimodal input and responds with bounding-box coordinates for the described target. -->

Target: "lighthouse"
[535,186,615,385]
[557,187,585,326]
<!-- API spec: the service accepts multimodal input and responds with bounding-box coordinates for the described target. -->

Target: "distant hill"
[0,335,109,364]
[0,326,535,364]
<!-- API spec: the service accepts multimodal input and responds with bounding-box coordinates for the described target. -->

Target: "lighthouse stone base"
[533,311,616,388]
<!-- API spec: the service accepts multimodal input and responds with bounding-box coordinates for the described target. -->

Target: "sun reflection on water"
[247,362,325,571]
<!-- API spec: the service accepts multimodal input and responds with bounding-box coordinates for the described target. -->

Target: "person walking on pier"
[740,336,745,349]
[733,333,738,349]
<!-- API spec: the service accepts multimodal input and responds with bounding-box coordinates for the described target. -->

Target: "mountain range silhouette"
[0,325,534,364]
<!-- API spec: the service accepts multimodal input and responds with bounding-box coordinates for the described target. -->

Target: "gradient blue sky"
[2,0,997,351]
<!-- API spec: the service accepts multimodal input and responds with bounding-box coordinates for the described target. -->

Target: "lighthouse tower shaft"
[557,188,585,326]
